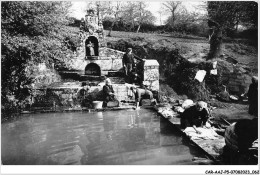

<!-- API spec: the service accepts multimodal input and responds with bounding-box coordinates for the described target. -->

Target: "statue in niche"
[86,41,95,58]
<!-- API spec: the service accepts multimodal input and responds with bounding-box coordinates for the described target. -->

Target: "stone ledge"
[144,60,159,67]
[155,106,224,164]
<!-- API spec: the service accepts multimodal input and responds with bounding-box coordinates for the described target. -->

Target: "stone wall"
[32,82,134,108]
[69,47,125,76]
[143,60,159,92]
[31,63,61,88]
[99,47,125,58]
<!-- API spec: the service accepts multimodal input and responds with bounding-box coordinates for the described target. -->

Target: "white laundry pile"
[158,107,177,118]
[174,106,184,113]
[183,127,221,140]
[210,69,217,75]
[181,99,194,109]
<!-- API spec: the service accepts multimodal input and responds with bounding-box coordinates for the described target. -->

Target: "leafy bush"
[1,1,74,118]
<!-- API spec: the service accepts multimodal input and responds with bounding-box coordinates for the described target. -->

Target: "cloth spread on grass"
[183,127,220,140]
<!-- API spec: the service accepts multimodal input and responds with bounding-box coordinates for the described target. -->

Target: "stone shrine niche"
[81,8,105,57]
[85,36,99,57]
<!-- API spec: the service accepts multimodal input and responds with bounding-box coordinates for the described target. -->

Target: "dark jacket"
[122,53,134,64]
[234,118,258,153]
[180,105,209,128]
[248,83,258,103]
[103,85,115,102]
[248,82,258,116]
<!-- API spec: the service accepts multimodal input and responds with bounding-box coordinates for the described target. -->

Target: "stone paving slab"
[21,104,135,114]
[155,106,225,163]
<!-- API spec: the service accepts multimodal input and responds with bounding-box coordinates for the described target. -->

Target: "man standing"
[247,76,258,116]
[122,48,134,76]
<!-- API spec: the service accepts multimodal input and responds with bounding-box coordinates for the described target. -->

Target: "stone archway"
[85,63,101,76]
[85,36,99,57]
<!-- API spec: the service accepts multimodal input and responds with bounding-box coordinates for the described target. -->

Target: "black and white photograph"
[1,1,258,174]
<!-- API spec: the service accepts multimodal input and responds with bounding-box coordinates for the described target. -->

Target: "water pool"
[1,108,207,165]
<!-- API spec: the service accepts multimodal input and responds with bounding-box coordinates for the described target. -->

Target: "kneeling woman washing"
[130,86,157,110]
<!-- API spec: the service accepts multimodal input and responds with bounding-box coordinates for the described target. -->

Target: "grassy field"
[104,30,258,75]
[103,29,258,122]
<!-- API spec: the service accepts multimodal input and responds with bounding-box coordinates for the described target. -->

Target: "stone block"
[72,59,88,70]
[94,60,112,70]
[143,69,159,81]
[99,47,124,58]
[111,59,123,70]
[143,80,159,92]
[144,60,159,67]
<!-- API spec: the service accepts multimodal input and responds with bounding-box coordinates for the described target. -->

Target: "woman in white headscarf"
[180,101,210,134]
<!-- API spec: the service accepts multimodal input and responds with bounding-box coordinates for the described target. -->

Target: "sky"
[69,1,205,25]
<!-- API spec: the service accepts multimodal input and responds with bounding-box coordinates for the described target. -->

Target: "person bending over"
[180,101,210,134]
[130,86,157,110]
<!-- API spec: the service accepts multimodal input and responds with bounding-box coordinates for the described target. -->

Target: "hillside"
[104,30,258,75]
[101,29,257,122]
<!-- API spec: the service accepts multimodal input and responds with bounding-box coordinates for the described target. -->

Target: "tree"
[135,2,156,33]
[107,1,124,36]
[207,1,258,59]
[1,1,71,36]
[162,1,182,26]
[118,2,155,33]
[157,7,165,26]
[122,2,137,32]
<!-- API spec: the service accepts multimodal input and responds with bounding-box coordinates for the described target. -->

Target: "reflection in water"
[2,109,207,165]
